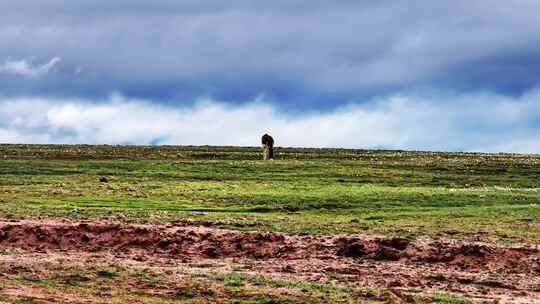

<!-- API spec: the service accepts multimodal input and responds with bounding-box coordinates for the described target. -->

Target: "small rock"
[80,234,90,243]
[373,247,401,261]
[203,246,219,258]
[337,240,367,257]
[282,265,295,272]
[379,237,410,250]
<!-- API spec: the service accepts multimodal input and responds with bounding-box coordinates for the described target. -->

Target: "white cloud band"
[1,90,540,153]
[0,57,61,77]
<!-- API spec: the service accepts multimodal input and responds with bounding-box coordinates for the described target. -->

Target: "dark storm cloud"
[2,1,540,107]
[3,1,540,151]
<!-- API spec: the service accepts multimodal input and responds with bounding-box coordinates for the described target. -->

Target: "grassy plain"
[0,144,539,303]
[0,144,538,242]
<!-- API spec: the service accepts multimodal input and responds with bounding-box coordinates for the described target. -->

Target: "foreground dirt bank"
[0,219,538,303]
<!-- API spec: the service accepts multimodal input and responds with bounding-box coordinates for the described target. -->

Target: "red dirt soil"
[0,219,538,302]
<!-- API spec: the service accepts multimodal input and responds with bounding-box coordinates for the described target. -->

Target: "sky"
[1,1,540,152]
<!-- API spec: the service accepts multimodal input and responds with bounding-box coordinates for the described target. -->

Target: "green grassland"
[0,144,538,243]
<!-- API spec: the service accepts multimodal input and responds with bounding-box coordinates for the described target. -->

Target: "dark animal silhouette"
[261,133,274,160]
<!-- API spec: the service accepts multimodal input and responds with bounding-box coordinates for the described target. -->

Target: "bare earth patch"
[0,219,538,303]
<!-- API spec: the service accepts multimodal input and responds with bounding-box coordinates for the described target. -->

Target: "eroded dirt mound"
[335,236,539,274]
[0,220,538,273]
[0,220,289,259]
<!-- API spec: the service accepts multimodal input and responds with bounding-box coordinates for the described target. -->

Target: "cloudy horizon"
[2,1,540,153]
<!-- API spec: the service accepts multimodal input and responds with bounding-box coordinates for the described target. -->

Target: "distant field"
[0,144,538,242]
[0,144,539,303]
